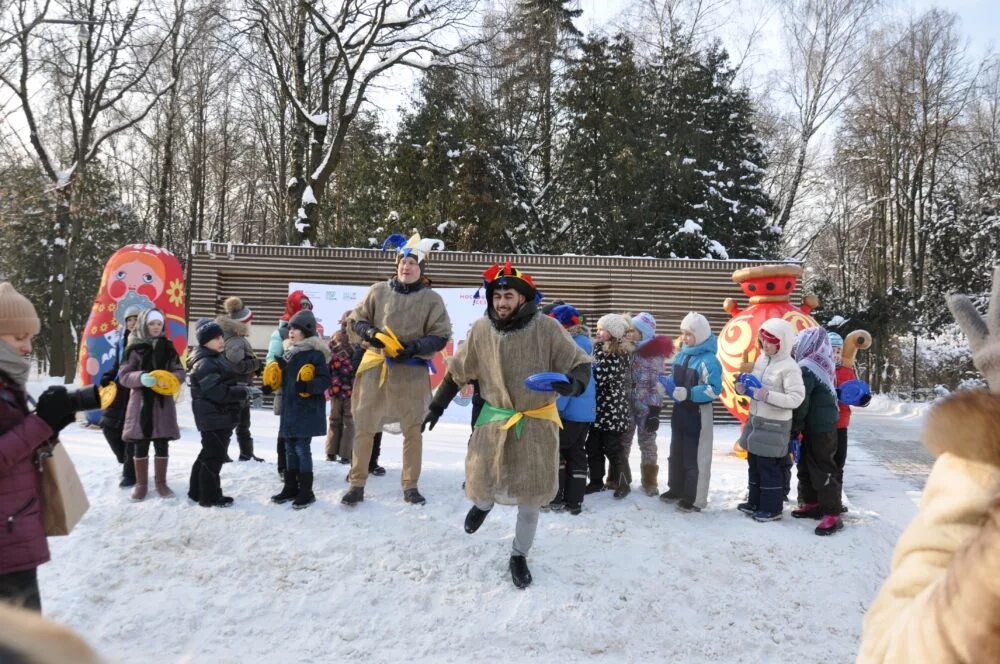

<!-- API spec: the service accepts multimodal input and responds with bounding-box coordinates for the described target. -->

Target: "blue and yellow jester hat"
[381,232,445,264]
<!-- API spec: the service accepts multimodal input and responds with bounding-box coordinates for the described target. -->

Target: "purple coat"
[0,373,54,575]
[119,341,185,442]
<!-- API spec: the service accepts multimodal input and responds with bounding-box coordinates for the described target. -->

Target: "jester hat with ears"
[475,261,542,304]
[380,232,446,267]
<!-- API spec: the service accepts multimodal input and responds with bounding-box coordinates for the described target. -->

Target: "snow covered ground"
[34,385,933,663]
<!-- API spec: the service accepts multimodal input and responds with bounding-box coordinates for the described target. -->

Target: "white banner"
[287,281,484,343]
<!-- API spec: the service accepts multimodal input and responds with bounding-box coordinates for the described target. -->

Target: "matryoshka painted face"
[108,260,164,302]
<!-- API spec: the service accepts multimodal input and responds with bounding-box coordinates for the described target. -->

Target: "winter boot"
[604,461,619,491]
[130,457,149,502]
[292,471,316,510]
[238,454,264,462]
[276,437,286,478]
[792,503,823,520]
[200,496,234,508]
[752,510,782,522]
[326,454,338,462]
[676,500,701,513]
[640,464,659,496]
[403,488,427,505]
[153,457,175,498]
[187,461,201,503]
[120,443,136,488]
[584,481,605,495]
[737,502,757,516]
[659,490,682,503]
[370,464,387,477]
[613,464,631,499]
[341,485,365,506]
[509,555,532,589]
[464,505,491,534]
[815,515,844,536]
[564,502,582,515]
[271,469,299,504]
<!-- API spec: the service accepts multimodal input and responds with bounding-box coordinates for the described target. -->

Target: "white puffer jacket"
[747,318,805,422]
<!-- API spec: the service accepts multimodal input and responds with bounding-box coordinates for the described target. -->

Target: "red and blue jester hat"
[474,260,543,305]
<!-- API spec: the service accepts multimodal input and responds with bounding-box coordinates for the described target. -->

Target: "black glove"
[422,404,444,432]
[395,341,419,361]
[552,376,577,396]
[361,325,385,349]
[295,380,309,394]
[35,386,76,434]
[261,385,273,396]
[643,406,661,432]
[99,372,115,388]
[858,393,872,407]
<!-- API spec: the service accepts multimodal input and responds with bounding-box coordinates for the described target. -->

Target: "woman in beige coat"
[857,268,1000,663]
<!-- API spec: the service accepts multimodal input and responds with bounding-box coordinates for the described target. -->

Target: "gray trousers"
[475,502,541,557]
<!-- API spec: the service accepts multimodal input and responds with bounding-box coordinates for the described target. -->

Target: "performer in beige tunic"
[342,234,452,506]
[423,262,592,589]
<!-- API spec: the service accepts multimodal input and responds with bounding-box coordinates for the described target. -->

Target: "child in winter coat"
[0,282,79,611]
[217,296,262,462]
[266,290,314,478]
[187,321,254,508]
[829,330,870,509]
[267,309,331,509]
[548,305,596,514]
[325,312,355,464]
[789,326,844,535]
[98,304,145,488]
[585,313,634,498]
[118,308,186,501]
[628,312,674,496]
[735,318,805,522]
[659,313,721,512]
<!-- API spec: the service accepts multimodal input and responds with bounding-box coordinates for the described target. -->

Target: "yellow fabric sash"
[356,349,390,386]
[474,400,562,438]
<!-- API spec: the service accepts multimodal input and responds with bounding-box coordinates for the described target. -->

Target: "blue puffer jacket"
[671,335,723,404]
[279,336,332,438]
[557,332,596,423]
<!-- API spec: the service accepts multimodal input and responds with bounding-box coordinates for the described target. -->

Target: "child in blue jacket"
[660,312,723,512]
[547,305,595,515]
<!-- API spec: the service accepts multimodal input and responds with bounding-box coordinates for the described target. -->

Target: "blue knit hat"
[632,312,656,344]
[196,320,224,346]
[827,331,844,348]
[549,304,582,328]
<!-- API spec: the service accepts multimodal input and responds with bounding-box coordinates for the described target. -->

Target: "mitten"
[422,404,444,432]
[552,376,578,396]
[139,373,156,388]
[35,386,76,433]
[752,386,770,402]
[395,341,419,361]
[261,385,273,396]
[361,325,385,349]
[947,266,1000,391]
[99,372,115,388]
[672,386,688,402]
[643,406,661,432]
[295,380,309,394]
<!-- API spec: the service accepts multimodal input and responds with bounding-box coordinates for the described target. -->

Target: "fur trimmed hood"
[638,335,674,359]
[215,315,248,339]
[924,390,1000,467]
[282,334,332,363]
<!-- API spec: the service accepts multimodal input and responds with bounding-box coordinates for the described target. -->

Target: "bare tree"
[773,0,879,237]
[0,0,185,379]
[244,0,481,246]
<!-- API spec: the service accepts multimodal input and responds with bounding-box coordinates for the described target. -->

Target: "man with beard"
[422,262,592,588]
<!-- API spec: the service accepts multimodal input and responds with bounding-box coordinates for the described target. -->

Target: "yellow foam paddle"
[148,369,181,396]
[374,326,404,358]
[262,362,283,390]
[99,383,117,410]
[297,363,316,397]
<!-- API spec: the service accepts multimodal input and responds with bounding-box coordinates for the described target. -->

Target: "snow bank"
[34,386,918,663]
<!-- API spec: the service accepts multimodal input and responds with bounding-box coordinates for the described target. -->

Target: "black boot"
[119,442,136,488]
[276,437,286,477]
[341,485,364,506]
[464,505,491,533]
[271,469,298,504]
[292,471,316,509]
[403,488,426,505]
[509,555,532,589]
[613,468,631,499]
[187,461,201,503]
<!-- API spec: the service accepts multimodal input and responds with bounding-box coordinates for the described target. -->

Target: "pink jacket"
[0,373,55,575]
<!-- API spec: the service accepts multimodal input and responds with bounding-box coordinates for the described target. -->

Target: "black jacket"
[189,346,248,432]
[99,330,131,430]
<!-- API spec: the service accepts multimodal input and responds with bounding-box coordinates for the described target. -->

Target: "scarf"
[389,277,426,294]
[0,340,31,387]
[793,326,837,395]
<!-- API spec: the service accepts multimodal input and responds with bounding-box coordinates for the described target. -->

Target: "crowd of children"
[83,280,867,537]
